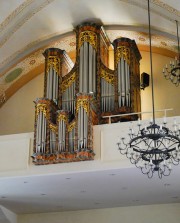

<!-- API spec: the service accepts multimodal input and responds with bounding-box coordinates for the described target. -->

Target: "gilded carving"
[46,56,60,74]
[79,31,97,50]
[76,97,89,114]
[49,123,57,132]
[115,46,130,65]
[36,103,50,118]
[57,113,68,123]
[61,73,76,92]
[68,121,76,132]
[100,68,114,85]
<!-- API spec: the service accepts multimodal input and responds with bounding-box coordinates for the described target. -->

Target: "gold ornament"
[57,113,68,123]
[79,31,97,50]
[49,123,57,132]
[76,97,89,114]
[61,73,76,92]
[46,56,60,75]
[100,68,114,85]
[36,103,49,118]
[115,46,130,65]
[68,121,76,132]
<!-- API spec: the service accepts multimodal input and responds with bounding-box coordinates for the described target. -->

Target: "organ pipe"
[33,23,141,165]
[79,42,96,94]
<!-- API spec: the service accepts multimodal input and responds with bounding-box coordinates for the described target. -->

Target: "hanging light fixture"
[162,20,180,87]
[117,0,180,179]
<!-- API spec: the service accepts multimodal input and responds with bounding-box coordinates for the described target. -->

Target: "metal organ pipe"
[68,128,75,152]
[83,42,88,92]
[84,109,88,148]
[62,81,75,115]
[79,45,83,92]
[101,78,115,112]
[80,106,83,148]
[121,58,125,106]
[78,107,81,149]
[52,70,56,100]
[101,79,104,112]
[41,113,45,152]
[50,130,56,153]
[46,67,59,103]
[72,84,74,113]
[36,111,47,153]
[49,67,53,100]
[58,119,66,152]
[125,60,130,107]
[93,49,96,93]
[77,106,88,149]
[79,42,96,94]
[117,62,121,107]
[36,114,40,153]
[89,45,93,92]
[46,71,50,99]
[117,58,131,108]
[58,121,61,151]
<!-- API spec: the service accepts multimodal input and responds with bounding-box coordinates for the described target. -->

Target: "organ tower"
[32,22,142,165]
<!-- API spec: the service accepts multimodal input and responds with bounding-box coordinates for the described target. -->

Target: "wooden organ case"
[32,22,142,165]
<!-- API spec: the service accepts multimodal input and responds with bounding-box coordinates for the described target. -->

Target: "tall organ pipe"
[89,45,93,92]
[79,45,83,92]
[83,42,88,92]
[79,42,96,94]
[58,119,66,152]
[36,111,47,153]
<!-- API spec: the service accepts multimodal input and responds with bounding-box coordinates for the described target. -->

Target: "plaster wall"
[0,74,44,135]
[0,52,179,135]
[140,51,180,119]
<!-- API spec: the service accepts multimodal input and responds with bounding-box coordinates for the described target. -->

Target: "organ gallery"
[31,22,142,165]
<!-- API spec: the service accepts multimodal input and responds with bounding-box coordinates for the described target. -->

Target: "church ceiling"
[0,0,179,107]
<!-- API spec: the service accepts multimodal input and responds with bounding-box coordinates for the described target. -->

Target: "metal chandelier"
[162,20,180,87]
[117,0,180,179]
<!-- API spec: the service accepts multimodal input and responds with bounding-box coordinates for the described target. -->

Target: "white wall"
[18,203,180,223]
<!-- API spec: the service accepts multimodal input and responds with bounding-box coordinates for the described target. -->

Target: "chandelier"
[117,0,180,179]
[162,20,180,87]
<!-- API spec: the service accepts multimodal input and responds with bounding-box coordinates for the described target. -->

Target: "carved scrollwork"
[79,31,97,50]
[57,113,68,123]
[115,46,130,65]
[68,121,76,132]
[61,73,76,92]
[36,103,50,119]
[100,68,114,85]
[46,56,60,75]
[49,123,57,132]
[76,97,89,114]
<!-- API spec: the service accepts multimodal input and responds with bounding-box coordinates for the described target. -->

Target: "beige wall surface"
[140,52,180,120]
[0,74,44,135]
[18,203,180,223]
[0,52,179,135]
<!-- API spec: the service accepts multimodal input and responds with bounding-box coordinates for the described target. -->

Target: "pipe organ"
[32,22,141,165]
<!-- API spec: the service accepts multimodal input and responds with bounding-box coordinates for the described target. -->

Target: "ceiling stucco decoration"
[119,0,180,21]
[0,29,178,108]
[0,0,55,48]
[151,0,179,16]
[5,68,23,83]
[0,0,179,108]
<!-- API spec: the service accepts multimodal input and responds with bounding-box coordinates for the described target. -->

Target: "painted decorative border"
[0,0,55,47]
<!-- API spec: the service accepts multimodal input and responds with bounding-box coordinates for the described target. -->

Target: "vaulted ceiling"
[0,0,179,107]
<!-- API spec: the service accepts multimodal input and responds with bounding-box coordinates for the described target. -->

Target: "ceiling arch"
[0,0,179,107]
